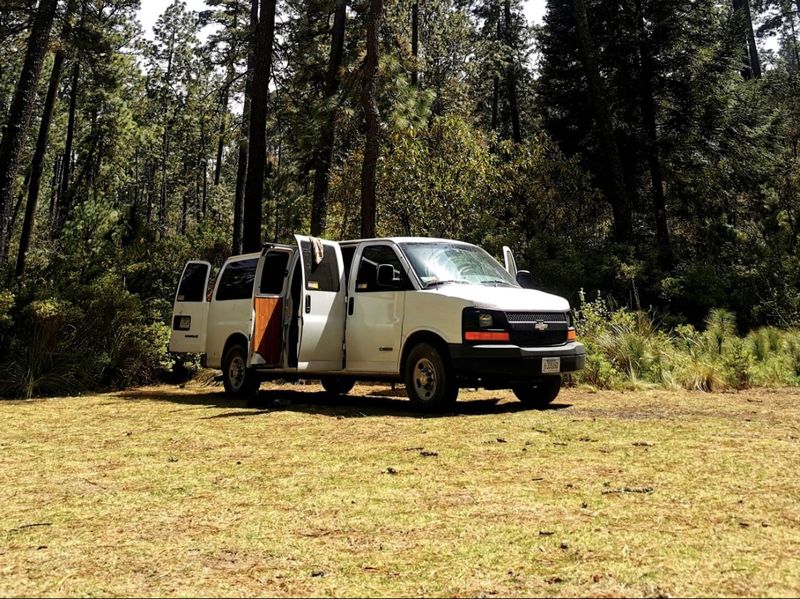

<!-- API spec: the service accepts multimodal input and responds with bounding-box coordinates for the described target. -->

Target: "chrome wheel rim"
[229,354,245,391]
[414,358,437,400]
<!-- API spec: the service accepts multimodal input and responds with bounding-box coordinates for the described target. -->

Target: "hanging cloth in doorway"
[310,237,324,266]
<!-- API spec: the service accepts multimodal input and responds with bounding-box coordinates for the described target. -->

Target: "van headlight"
[462,308,510,343]
[478,313,493,328]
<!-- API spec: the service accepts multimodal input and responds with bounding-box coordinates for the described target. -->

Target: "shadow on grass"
[118,386,571,419]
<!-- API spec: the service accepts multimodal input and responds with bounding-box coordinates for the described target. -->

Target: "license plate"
[542,357,561,374]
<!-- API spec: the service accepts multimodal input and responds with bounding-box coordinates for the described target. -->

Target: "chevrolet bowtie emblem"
[534,321,549,331]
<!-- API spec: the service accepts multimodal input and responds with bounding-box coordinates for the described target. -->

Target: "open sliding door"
[250,249,292,367]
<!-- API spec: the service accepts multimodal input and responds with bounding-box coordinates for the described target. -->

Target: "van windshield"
[400,242,519,288]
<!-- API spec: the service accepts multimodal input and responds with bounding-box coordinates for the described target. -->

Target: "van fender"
[398,326,457,374]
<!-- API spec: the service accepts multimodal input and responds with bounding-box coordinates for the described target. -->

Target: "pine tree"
[0,0,59,260]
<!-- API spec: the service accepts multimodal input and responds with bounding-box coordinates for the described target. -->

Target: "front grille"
[509,329,568,347]
[506,312,567,323]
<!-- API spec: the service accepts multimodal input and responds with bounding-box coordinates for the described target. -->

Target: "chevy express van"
[169,236,585,409]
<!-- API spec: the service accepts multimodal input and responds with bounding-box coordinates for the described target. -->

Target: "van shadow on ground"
[118,385,572,419]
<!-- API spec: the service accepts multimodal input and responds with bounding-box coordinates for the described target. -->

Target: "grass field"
[1,382,799,597]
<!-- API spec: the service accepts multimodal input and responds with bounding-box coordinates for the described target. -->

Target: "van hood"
[425,284,570,312]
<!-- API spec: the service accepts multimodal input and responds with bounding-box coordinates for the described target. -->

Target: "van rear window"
[301,241,339,292]
[177,263,208,302]
[259,251,290,295]
[215,258,258,301]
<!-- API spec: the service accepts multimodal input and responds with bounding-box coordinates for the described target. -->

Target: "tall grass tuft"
[573,294,799,392]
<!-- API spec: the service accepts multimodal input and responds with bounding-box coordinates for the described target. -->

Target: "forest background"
[1,0,799,397]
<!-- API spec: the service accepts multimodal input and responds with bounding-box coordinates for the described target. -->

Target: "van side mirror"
[516,270,535,289]
[377,263,399,288]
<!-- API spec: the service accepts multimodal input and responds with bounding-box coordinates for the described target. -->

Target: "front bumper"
[449,341,586,382]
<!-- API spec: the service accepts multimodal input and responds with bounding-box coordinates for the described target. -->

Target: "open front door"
[503,246,518,276]
[169,261,211,353]
[294,235,346,372]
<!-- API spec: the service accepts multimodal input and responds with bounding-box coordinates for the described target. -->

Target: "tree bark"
[233,0,259,255]
[504,0,522,143]
[213,90,227,186]
[0,0,59,259]
[733,0,761,79]
[159,29,176,235]
[16,47,66,276]
[54,60,79,235]
[310,0,347,237]
[17,0,77,275]
[634,0,672,269]
[242,0,277,253]
[360,0,384,239]
[571,0,633,242]
[411,0,419,87]
[491,16,500,132]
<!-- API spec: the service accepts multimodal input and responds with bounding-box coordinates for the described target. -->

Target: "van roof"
[224,237,473,261]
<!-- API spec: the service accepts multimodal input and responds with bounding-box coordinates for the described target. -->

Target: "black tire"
[512,376,561,408]
[222,342,260,399]
[320,376,355,397]
[404,342,459,410]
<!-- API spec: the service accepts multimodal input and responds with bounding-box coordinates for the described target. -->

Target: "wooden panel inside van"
[252,297,282,365]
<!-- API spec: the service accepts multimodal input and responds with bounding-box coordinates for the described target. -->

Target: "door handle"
[348,297,354,315]
[305,295,311,314]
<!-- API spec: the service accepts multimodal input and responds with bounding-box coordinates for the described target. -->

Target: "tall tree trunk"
[634,0,672,269]
[491,16,500,132]
[733,0,762,79]
[17,0,77,276]
[200,115,208,218]
[0,0,59,260]
[571,0,633,242]
[411,0,419,87]
[310,0,347,237]
[242,0,277,253]
[504,0,522,143]
[48,154,61,223]
[360,0,384,239]
[233,0,259,255]
[213,66,231,186]
[16,47,66,276]
[213,94,227,186]
[159,29,176,236]
[54,61,79,235]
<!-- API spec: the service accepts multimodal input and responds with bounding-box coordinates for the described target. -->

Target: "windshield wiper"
[480,279,516,287]
[424,279,467,289]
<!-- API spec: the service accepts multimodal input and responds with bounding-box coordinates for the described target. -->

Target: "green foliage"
[573,295,800,392]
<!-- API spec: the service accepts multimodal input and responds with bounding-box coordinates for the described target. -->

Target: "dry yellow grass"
[1,383,799,597]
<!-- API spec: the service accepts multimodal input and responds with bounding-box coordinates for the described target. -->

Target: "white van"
[169,236,585,410]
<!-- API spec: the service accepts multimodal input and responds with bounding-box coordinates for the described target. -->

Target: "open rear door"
[503,246,518,277]
[294,235,346,372]
[169,261,211,354]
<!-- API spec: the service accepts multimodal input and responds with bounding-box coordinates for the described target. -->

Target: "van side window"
[355,245,413,292]
[259,251,290,295]
[215,258,258,301]
[300,241,340,292]
[177,263,208,302]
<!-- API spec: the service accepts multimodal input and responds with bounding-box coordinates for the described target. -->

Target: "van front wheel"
[404,343,458,410]
[222,342,260,399]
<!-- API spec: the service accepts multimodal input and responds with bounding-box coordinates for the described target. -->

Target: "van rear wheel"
[512,377,561,408]
[320,377,355,397]
[404,343,458,410]
[222,342,260,399]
